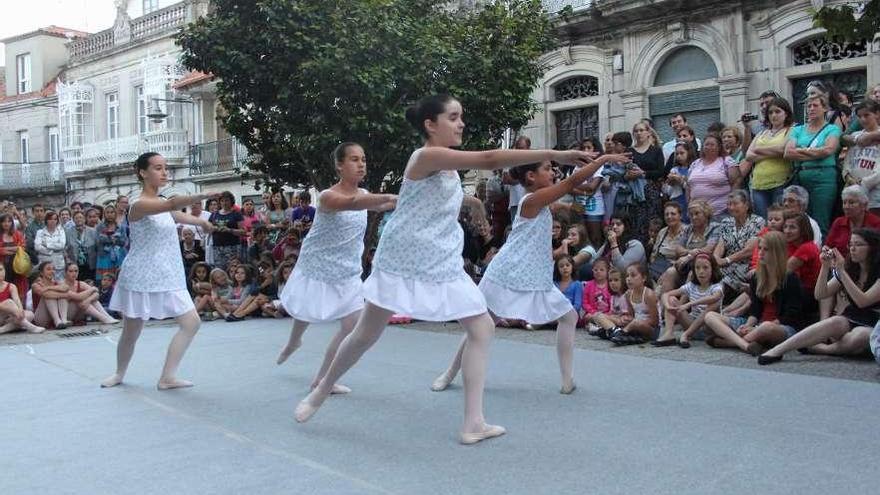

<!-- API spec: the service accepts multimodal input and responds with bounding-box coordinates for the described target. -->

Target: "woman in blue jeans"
[784,95,842,235]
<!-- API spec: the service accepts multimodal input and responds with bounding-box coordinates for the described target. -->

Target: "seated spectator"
[581,259,611,327]
[649,202,687,284]
[224,265,260,322]
[656,253,723,347]
[553,224,595,277]
[554,256,582,316]
[210,268,233,319]
[586,267,631,338]
[825,185,880,253]
[468,219,503,271]
[31,261,71,329]
[742,97,795,217]
[272,227,302,262]
[262,260,294,318]
[188,262,214,319]
[551,219,566,251]
[62,263,117,324]
[247,225,271,262]
[291,191,316,237]
[687,134,739,219]
[843,99,880,214]
[644,218,664,261]
[783,212,820,313]
[662,142,696,219]
[705,232,803,356]
[595,213,646,272]
[179,227,205,275]
[65,210,97,282]
[252,259,278,310]
[35,210,67,281]
[98,272,118,318]
[0,264,43,334]
[749,204,786,270]
[714,190,766,298]
[608,263,658,345]
[781,185,823,246]
[759,229,880,364]
[660,199,719,293]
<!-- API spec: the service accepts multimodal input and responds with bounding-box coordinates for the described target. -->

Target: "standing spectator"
[290,191,317,237]
[95,204,127,283]
[239,198,261,259]
[505,136,531,222]
[741,90,779,151]
[825,185,880,253]
[629,121,665,243]
[805,80,847,131]
[85,208,101,228]
[663,142,697,218]
[0,213,28,298]
[662,113,702,161]
[188,200,213,264]
[721,126,745,164]
[24,203,46,259]
[573,137,606,247]
[210,191,245,271]
[843,99,880,214]
[714,190,766,296]
[263,191,289,247]
[179,227,205,275]
[65,210,97,282]
[742,97,795,217]
[785,95,842,234]
[34,211,67,281]
[687,134,739,218]
[59,207,73,230]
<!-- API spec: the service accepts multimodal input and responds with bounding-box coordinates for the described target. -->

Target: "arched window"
[553,76,599,101]
[653,46,718,86]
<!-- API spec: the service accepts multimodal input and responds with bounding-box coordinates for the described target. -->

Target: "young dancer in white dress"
[293,94,593,444]
[101,152,217,390]
[276,142,396,394]
[431,155,626,395]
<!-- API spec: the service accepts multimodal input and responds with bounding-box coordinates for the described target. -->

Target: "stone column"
[717,73,750,125]
[619,89,647,124]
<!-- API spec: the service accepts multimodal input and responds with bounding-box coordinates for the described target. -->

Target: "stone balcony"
[68,1,205,63]
[0,161,65,194]
[63,129,189,175]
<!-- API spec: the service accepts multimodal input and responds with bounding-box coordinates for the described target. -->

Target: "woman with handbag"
[649,202,687,289]
[784,95,842,235]
[0,213,29,297]
[740,97,795,218]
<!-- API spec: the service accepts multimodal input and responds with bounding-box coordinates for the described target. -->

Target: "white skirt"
[479,277,573,324]
[363,268,486,321]
[109,287,195,321]
[279,270,363,323]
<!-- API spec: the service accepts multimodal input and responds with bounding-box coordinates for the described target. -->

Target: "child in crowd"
[655,253,723,347]
[262,260,293,318]
[272,227,301,262]
[188,262,214,319]
[248,226,271,262]
[554,255,582,317]
[224,265,258,321]
[588,267,632,338]
[750,204,786,269]
[662,142,696,220]
[553,224,596,278]
[644,218,665,260]
[609,263,659,345]
[210,268,233,319]
[581,259,611,328]
[98,272,119,319]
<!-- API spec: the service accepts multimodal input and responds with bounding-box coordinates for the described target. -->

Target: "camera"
[740,112,759,122]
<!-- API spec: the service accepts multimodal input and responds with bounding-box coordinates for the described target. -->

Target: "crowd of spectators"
[3,79,880,369]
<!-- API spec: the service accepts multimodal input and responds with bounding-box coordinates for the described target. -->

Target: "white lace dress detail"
[110,200,193,320]
[280,194,368,322]
[363,148,486,320]
[479,195,573,323]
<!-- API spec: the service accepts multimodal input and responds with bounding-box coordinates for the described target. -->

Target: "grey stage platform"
[2,319,877,494]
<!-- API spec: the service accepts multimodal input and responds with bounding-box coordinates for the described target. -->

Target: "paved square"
[2,319,877,494]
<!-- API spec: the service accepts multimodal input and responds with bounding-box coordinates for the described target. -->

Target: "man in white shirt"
[662,113,702,161]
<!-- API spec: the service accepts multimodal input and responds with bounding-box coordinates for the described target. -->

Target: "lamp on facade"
[147,97,195,123]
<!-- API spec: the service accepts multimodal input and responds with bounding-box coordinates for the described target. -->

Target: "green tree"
[812,0,880,41]
[177,0,557,192]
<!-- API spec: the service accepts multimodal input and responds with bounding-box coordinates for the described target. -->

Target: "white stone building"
[527,0,880,147]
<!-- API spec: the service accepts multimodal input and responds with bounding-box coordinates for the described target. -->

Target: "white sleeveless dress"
[363,148,486,320]
[279,191,367,322]
[479,194,573,324]
[109,200,194,320]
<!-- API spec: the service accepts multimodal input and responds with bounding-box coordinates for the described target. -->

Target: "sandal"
[678,339,691,349]
[651,338,677,347]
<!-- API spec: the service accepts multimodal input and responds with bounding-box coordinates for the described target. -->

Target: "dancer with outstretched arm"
[276,142,396,394]
[293,94,594,445]
[101,152,217,390]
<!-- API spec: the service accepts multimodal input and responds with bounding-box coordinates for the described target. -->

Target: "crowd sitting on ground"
[2,80,880,369]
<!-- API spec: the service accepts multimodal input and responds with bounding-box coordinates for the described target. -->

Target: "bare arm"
[319,189,398,212]
[520,154,628,218]
[129,193,217,222]
[408,147,593,179]
[171,210,215,233]
[836,268,880,309]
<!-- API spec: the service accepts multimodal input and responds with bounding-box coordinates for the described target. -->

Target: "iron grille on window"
[792,37,867,66]
[554,76,599,101]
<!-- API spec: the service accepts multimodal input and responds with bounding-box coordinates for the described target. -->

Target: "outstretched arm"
[130,192,218,222]
[408,147,593,179]
[319,189,397,212]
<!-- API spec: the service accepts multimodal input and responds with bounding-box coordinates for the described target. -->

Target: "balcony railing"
[189,138,250,176]
[63,130,189,173]
[69,1,191,62]
[0,162,65,193]
[543,0,593,13]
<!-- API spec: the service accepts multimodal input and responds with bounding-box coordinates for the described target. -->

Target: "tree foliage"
[812,0,880,42]
[177,0,558,191]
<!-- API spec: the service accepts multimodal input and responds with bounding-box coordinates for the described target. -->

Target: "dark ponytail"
[405,94,455,137]
[134,152,161,182]
[508,163,541,186]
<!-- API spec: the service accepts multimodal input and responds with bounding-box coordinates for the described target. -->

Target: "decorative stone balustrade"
[63,130,189,174]
[0,162,65,193]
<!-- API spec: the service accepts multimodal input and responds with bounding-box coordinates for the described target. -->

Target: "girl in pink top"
[581,259,611,326]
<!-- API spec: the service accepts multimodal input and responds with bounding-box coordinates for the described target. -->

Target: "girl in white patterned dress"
[101,153,217,390]
[431,156,627,394]
[294,94,594,445]
[276,142,396,394]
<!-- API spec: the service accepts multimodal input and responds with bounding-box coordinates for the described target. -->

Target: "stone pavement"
[1,318,878,494]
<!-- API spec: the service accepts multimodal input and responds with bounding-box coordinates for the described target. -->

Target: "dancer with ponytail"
[101,152,217,389]
[431,154,627,395]
[276,142,396,395]
[293,94,594,444]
